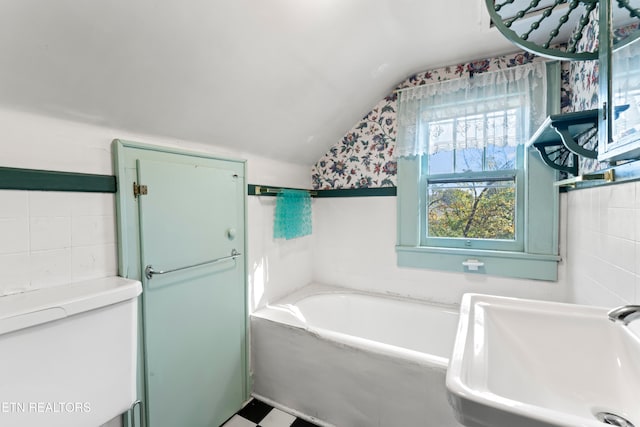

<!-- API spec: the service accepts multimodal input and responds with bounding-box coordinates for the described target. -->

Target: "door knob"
[226,228,237,240]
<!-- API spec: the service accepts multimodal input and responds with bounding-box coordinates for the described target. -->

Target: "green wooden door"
[136,158,246,427]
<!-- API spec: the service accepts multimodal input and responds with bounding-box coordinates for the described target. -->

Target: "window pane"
[427,108,521,175]
[485,109,518,147]
[486,144,517,170]
[428,150,454,174]
[454,114,484,173]
[454,147,483,173]
[428,119,454,174]
[427,178,516,240]
[485,108,519,171]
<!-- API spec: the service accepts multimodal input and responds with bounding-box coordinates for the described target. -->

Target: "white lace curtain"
[395,62,548,158]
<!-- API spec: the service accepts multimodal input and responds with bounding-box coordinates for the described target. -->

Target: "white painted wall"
[248,197,314,311]
[312,196,569,306]
[0,107,312,301]
[0,107,313,426]
[565,181,640,306]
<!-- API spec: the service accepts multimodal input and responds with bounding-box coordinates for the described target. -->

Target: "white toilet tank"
[0,276,142,427]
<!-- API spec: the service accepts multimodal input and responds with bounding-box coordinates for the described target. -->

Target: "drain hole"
[596,412,635,427]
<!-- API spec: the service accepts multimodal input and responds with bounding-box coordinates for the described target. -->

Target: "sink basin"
[446,294,640,427]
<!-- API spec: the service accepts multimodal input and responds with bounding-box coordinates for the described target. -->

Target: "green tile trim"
[315,187,397,198]
[0,166,117,193]
[248,184,397,198]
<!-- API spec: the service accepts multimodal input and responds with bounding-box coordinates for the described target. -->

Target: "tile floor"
[221,398,320,427]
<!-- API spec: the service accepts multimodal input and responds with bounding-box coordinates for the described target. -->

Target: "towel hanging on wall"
[274,189,312,240]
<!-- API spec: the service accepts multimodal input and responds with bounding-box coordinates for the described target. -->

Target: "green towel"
[274,189,312,239]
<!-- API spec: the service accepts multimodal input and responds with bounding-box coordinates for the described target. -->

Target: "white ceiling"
[0,0,517,165]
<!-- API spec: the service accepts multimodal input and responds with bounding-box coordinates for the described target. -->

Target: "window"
[396,61,561,281]
[424,107,524,251]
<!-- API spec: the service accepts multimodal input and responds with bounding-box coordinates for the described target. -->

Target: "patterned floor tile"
[220,398,321,427]
[236,399,274,423]
[259,408,296,427]
[221,414,258,427]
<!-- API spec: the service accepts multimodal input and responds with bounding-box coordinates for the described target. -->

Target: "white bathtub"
[250,284,463,426]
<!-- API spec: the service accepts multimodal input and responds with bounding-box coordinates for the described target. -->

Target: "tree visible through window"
[428,179,515,239]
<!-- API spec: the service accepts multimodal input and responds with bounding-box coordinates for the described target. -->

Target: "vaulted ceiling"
[0,0,517,164]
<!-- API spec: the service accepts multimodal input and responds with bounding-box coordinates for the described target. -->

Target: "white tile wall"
[0,217,29,254]
[247,196,314,311]
[565,181,640,306]
[0,190,117,296]
[312,196,568,306]
[0,107,313,309]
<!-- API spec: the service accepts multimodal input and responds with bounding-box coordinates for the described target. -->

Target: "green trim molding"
[0,166,117,193]
[248,184,396,198]
[396,246,560,282]
[315,187,396,198]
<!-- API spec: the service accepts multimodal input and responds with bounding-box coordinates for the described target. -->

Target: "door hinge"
[133,182,148,198]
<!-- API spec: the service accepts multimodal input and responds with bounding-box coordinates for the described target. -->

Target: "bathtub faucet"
[608,305,640,325]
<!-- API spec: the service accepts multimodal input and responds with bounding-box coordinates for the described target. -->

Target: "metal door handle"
[129,399,145,427]
[145,249,241,280]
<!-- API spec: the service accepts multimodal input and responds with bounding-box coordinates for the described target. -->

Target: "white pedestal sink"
[446,294,640,427]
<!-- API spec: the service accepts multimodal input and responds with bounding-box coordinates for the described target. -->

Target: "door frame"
[112,139,249,427]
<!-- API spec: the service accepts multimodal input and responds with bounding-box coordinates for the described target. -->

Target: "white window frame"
[396,62,561,281]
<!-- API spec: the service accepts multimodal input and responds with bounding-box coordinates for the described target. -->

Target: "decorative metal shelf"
[486,0,640,61]
[529,109,599,176]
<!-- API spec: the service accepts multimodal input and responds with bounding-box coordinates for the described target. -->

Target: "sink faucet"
[608,305,640,325]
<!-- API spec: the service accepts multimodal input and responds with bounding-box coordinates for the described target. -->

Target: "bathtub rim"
[256,282,460,311]
[251,283,459,369]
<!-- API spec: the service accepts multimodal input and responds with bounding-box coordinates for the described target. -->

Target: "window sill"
[396,245,560,281]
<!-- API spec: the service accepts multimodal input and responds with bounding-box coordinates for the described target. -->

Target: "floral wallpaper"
[567,6,601,173]
[312,51,567,190]
[311,94,398,190]
[566,7,599,113]
[311,8,640,188]
[566,59,598,113]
